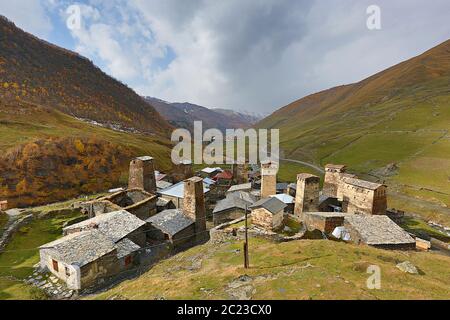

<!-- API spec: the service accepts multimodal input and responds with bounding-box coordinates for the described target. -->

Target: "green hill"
[258,40,450,224]
[91,237,450,300]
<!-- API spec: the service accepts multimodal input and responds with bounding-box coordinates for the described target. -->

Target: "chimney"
[128,156,156,193]
[261,161,277,198]
[294,173,320,217]
[183,177,206,240]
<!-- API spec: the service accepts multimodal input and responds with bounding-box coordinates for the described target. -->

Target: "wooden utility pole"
[244,205,249,269]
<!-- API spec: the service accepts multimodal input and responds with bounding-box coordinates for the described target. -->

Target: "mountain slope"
[0,16,172,135]
[0,16,173,207]
[258,40,450,223]
[146,97,261,132]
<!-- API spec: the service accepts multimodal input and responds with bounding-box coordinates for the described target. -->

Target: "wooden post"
[244,205,249,269]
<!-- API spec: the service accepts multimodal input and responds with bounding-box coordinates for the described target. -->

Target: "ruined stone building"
[294,173,320,217]
[260,161,278,198]
[250,197,286,231]
[80,189,157,220]
[147,177,208,248]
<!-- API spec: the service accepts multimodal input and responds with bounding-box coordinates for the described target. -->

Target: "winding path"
[280,158,325,174]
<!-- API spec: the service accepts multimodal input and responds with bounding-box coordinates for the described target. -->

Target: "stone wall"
[251,207,283,231]
[213,208,247,226]
[303,212,345,234]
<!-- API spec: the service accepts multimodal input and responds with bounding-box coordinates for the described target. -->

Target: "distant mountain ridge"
[146,97,262,132]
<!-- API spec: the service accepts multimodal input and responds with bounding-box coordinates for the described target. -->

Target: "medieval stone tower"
[323,164,347,198]
[183,177,207,242]
[128,156,156,194]
[294,173,320,217]
[261,161,277,198]
[232,163,249,184]
[173,160,193,183]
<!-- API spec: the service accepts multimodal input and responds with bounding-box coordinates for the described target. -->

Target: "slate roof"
[343,177,384,191]
[270,194,295,204]
[146,209,194,237]
[63,210,146,243]
[276,183,289,191]
[213,191,256,214]
[40,230,117,267]
[156,180,173,190]
[159,181,210,198]
[250,197,287,214]
[344,215,415,246]
[115,238,141,259]
[227,183,252,193]
[288,183,297,190]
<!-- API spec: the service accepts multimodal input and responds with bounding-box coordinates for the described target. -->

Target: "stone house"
[213,191,256,226]
[39,210,148,290]
[250,197,286,231]
[147,177,208,249]
[340,178,387,215]
[270,194,295,214]
[199,167,223,178]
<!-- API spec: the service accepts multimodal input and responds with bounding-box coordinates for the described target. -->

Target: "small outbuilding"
[250,197,286,231]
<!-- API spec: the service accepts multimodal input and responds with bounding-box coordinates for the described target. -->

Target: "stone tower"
[294,173,320,217]
[261,161,277,198]
[128,156,156,193]
[323,164,347,198]
[173,160,193,183]
[183,177,207,241]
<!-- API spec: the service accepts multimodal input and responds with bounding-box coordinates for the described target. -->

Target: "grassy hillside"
[0,16,176,207]
[258,40,450,224]
[0,16,172,136]
[0,101,172,207]
[91,237,450,300]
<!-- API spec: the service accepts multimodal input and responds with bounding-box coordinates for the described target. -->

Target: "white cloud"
[0,0,53,39]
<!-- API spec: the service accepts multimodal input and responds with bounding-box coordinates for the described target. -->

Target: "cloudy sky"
[0,0,449,114]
